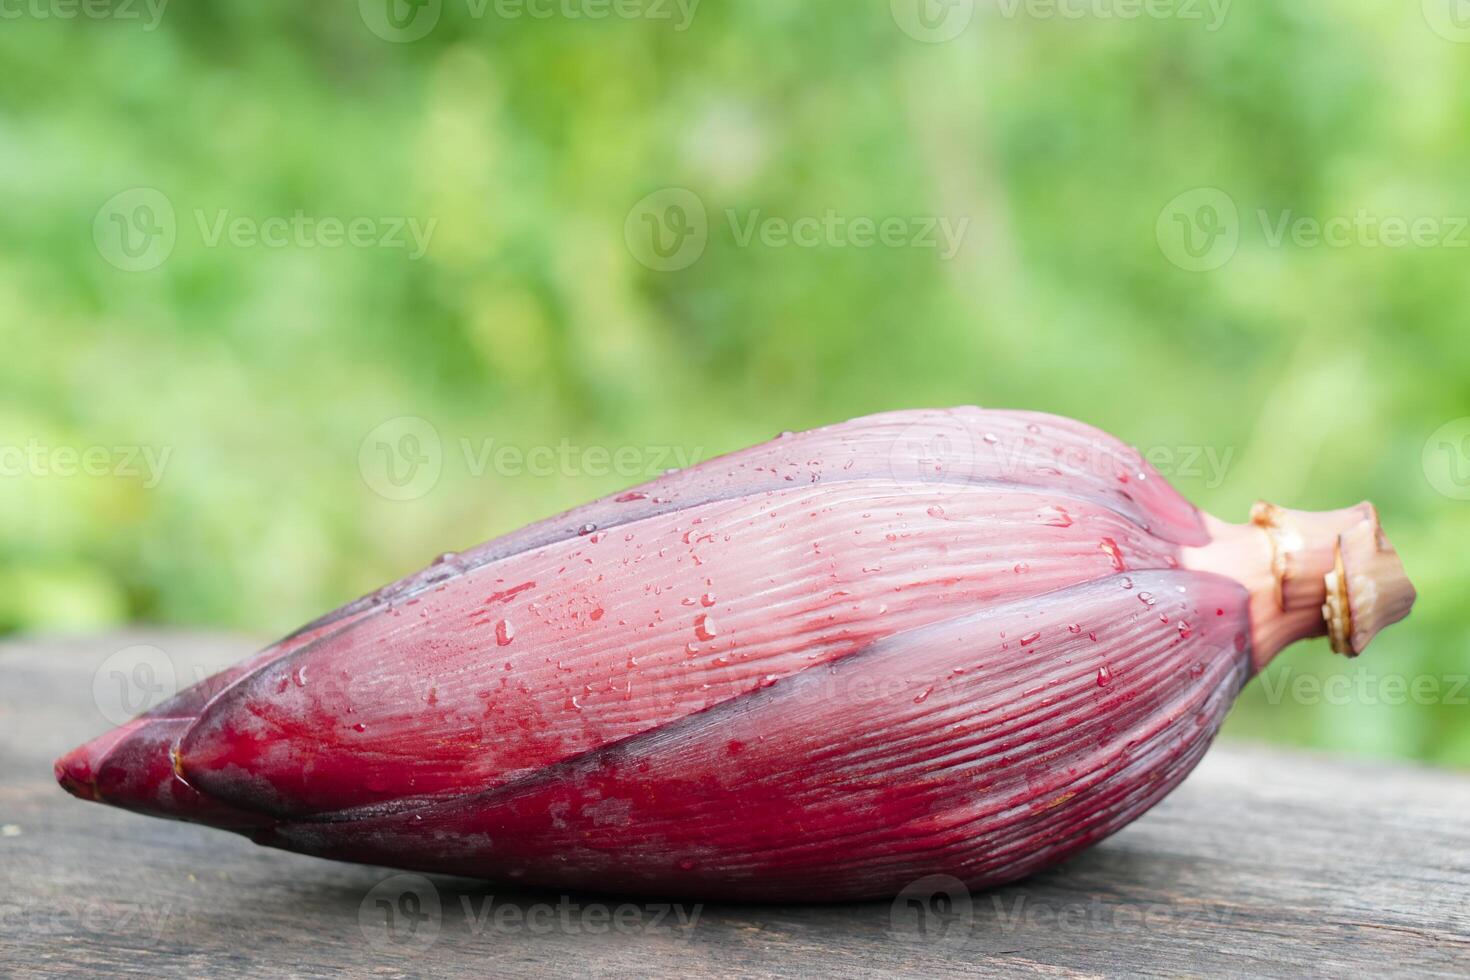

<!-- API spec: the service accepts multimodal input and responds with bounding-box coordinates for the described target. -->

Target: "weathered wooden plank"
[2,632,1467,978]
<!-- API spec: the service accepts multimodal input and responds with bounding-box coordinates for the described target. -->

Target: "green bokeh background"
[2,3,1466,763]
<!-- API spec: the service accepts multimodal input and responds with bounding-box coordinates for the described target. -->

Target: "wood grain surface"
[2,631,1467,978]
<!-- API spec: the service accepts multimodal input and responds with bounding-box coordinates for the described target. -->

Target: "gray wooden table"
[3,631,1467,978]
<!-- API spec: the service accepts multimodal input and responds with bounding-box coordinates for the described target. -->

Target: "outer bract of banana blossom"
[57,409,1415,900]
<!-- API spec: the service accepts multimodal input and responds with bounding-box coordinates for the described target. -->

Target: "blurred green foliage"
[1,3,1466,764]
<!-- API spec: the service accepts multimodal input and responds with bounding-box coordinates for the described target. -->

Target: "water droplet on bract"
[616,491,647,503]
[495,619,515,646]
[1100,538,1126,572]
[1014,562,1030,574]
[1026,423,1042,435]
[1040,505,1073,528]
[352,722,367,733]
[1066,623,1082,634]
[927,505,945,518]
[1096,665,1113,687]
[914,686,934,704]
[1138,591,1156,606]
[701,592,716,607]
[1120,577,1134,589]
[578,523,597,536]
[983,433,999,445]
[432,551,457,566]
[1020,632,1041,646]
[694,614,718,641]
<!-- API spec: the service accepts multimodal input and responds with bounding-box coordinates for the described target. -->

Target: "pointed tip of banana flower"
[55,738,109,802]
[54,716,277,832]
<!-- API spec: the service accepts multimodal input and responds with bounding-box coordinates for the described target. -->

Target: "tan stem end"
[1186,500,1416,671]
[1322,513,1417,656]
